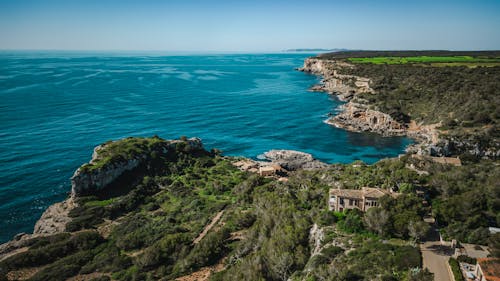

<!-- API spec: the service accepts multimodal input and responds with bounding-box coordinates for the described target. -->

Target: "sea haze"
[0,52,412,243]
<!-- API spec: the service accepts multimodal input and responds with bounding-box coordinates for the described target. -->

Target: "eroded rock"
[263,150,327,170]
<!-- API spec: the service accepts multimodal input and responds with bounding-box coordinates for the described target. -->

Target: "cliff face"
[71,156,142,197]
[71,137,203,197]
[327,103,406,136]
[299,58,373,101]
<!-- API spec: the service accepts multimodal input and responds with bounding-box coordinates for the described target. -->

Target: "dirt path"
[193,210,224,244]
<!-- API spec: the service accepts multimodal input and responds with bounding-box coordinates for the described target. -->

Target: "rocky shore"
[262,149,327,170]
[299,57,440,155]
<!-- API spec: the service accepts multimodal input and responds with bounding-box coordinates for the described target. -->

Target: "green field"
[348,55,500,66]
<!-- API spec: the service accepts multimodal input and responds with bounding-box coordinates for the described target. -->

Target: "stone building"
[328,187,399,212]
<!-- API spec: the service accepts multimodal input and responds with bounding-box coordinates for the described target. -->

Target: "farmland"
[347,55,500,66]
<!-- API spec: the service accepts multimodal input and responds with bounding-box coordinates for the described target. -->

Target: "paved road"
[420,226,453,281]
[420,238,452,281]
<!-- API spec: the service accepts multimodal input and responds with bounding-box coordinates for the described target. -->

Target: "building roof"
[430,156,462,166]
[363,187,393,198]
[233,160,258,170]
[478,258,500,281]
[411,154,462,166]
[329,188,365,199]
[329,187,397,199]
[259,166,276,172]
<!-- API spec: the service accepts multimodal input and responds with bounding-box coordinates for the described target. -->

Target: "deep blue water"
[0,52,411,243]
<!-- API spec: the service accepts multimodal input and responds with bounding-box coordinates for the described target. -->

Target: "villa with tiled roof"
[328,187,399,212]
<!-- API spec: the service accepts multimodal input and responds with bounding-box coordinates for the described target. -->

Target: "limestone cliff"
[326,103,406,137]
[299,58,373,101]
[71,137,203,197]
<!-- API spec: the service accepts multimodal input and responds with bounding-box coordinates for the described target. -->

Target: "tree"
[267,251,294,281]
[408,221,430,242]
[406,268,434,281]
[339,209,364,233]
[489,233,500,258]
[364,207,389,236]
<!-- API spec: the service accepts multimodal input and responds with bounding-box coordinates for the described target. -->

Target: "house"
[328,187,398,212]
[258,164,284,177]
[430,156,462,166]
[259,166,275,176]
[233,159,259,173]
[475,258,500,281]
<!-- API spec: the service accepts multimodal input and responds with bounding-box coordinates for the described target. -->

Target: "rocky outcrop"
[0,199,77,260]
[299,58,373,101]
[71,157,142,197]
[263,150,327,170]
[71,137,203,197]
[326,103,407,137]
[33,198,76,235]
[422,135,500,158]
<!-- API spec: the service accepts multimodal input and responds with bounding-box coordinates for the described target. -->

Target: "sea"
[0,52,412,243]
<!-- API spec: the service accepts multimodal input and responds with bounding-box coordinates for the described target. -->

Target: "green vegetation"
[348,56,500,66]
[0,136,497,280]
[448,258,464,281]
[0,138,443,281]
[456,255,476,265]
[429,160,500,244]
[322,51,500,158]
[80,136,166,172]
[1,52,499,280]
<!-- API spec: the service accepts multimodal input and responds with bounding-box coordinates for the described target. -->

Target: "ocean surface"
[0,52,412,243]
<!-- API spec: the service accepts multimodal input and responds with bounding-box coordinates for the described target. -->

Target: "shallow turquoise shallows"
[0,52,412,242]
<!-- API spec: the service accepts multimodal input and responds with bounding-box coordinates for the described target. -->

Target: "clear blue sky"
[0,0,499,51]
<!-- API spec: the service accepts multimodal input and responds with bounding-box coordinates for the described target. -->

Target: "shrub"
[456,255,476,264]
[448,258,464,281]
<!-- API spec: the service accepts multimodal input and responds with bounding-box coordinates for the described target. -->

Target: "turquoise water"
[0,52,411,242]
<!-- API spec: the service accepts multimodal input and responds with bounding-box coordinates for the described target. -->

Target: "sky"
[0,0,499,51]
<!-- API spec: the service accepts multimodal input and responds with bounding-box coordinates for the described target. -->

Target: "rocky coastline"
[299,57,440,156]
